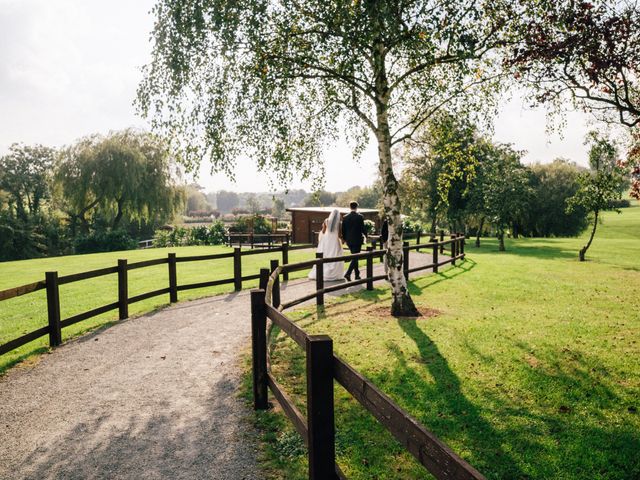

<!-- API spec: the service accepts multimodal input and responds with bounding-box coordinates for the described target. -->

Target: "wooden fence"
[0,243,311,357]
[251,234,484,480]
[226,232,291,249]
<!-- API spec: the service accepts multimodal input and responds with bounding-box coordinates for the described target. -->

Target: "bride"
[308,209,344,281]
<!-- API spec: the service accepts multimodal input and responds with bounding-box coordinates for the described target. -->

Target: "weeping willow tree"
[138,0,515,315]
[56,130,184,234]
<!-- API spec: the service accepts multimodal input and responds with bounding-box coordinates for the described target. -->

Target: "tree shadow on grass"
[388,318,527,479]
[365,324,640,479]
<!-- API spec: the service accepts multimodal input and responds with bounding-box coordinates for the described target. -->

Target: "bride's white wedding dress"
[308,210,344,281]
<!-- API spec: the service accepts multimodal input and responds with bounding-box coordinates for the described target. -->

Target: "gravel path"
[0,250,437,480]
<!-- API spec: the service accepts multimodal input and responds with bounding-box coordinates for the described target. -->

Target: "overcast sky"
[0,0,597,193]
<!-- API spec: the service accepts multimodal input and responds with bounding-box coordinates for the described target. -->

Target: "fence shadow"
[407,259,477,296]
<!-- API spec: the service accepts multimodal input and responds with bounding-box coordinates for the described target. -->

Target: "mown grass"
[249,202,640,480]
[0,245,316,374]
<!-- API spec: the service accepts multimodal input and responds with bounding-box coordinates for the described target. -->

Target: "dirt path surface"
[0,250,437,480]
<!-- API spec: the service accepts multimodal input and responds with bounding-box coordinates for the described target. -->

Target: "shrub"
[208,220,227,244]
[228,214,272,234]
[363,219,375,235]
[74,229,137,254]
[608,198,630,209]
[403,219,423,234]
[153,229,171,247]
[152,220,227,247]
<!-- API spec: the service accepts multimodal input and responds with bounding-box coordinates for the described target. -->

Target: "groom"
[342,201,366,281]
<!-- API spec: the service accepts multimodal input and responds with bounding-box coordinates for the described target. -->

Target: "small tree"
[399,112,479,234]
[0,144,55,220]
[271,197,286,218]
[566,132,628,261]
[246,194,261,214]
[481,144,532,251]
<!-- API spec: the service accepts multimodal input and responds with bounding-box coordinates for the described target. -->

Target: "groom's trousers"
[345,243,362,278]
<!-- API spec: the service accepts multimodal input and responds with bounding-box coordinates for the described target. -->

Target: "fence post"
[117,259,128,320]
[270,259,280,308]
[432,236,439,273]
[315,252,324,307]
[366,246,374,291]
[306,335,336,480]
[233,247,242,291]
[282,242,289,282]
[251,289,269,410]
[416,230,421,246]
[259,268,270,291]
[168,253,178,303]
[440,230,445,254]
[460,234,465,260]
[451,234,457,266]
[45,271,62,347]
[403,241,410,281]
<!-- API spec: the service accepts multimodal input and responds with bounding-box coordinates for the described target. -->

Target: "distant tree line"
[399,113,632,255]
[0,130,184,261]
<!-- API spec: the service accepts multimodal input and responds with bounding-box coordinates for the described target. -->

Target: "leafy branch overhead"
[508,1,640,127]
[137,0,513,183]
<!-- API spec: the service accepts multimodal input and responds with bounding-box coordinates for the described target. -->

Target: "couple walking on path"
[308,201,367,282]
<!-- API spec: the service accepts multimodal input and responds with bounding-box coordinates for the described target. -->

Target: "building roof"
[286,206,379,214]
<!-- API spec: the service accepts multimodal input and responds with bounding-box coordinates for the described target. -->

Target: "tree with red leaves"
[508,1,640,127]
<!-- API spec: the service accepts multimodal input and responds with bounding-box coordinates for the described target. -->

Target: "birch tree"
[138,0,514,315]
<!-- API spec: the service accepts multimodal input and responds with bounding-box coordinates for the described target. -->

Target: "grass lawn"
[251,202,640,480]
[0,244,316,374]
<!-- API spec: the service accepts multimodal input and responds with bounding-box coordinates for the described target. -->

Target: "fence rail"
[226,232,291,249]
[251,234,481,480]
[0,243,313,357]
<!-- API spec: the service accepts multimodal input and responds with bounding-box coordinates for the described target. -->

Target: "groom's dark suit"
[341,210,366,279]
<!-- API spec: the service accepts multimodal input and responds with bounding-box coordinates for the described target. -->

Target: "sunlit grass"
[0,245,315,373]
[250,202,640,480]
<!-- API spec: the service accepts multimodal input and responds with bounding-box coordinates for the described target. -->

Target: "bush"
[153,229,171,247]
[228,214,272,234]
[403,219,423,234]
[608,198,631,209]
[152,221,227,247]
[0,213,71,260]
[363,219,375,235]
[74,229,137,254]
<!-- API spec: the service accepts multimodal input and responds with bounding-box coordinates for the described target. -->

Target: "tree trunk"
[476,217,485,247]
[498,227,505,251]
[579,210,599,262]
[112,197,124,229]
[370,39,418,316]
[376,114,419,317]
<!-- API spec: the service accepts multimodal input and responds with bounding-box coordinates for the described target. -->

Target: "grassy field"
[251,203,640,480]
[0,244,317,373]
